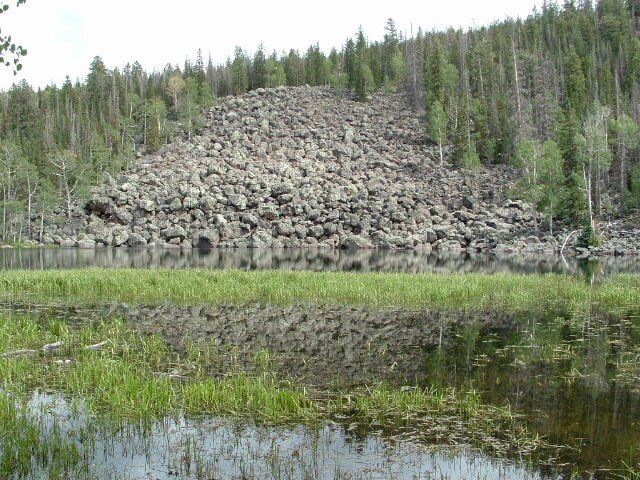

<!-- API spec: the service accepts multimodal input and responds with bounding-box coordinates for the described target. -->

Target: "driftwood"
[84,340,109,351]
[1,349,36,358]
[42,341,64,352]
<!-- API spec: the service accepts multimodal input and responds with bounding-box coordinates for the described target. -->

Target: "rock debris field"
[43,86,636,254]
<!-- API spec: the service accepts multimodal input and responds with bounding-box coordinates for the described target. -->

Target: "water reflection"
[1,247,639,274]
[422,306,640,478]
[29,392,547,480]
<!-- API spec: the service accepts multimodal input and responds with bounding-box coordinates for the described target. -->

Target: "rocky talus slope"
[42,86,592,252]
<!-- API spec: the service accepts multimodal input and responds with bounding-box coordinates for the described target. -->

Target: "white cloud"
[0,0,544,89]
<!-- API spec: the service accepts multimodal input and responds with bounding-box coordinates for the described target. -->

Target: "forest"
[1,0,640,243]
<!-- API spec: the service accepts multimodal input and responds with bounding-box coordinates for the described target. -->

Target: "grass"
[0,315,310,423]
[0,314,547,478]
[621,464,640,480]
[0,392,89,479]
[0,269,639,311]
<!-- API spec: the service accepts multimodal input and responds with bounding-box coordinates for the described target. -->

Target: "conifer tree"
[610,113,639,193]
[230,47,249,95]
[344,39,356,90]
[354,30,368,101]
[250,45,267,90]
[564,48,588,116]
[558,107,586,224]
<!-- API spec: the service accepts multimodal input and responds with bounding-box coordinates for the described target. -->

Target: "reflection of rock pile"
[4,247,640,274]
[105,303,517,386]
[2,301,516,386]
[43,86,544,252]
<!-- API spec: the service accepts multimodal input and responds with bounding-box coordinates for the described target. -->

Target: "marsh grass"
[0,392,88,479]
[1,269,638,311]
[0,315,310,423]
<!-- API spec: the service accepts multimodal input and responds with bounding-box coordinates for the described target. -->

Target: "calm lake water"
[2,248,639,479]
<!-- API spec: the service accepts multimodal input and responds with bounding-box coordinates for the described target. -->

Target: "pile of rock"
[43,86,546,251]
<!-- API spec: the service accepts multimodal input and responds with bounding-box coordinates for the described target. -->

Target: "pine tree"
[344,39,356,90]
[354,30,368,101]
[230,47,249,95]
[284,49,305,86]
[558,107,586,224]
[610,113,640,193]
[425,38,446,105]
[250,45,267,90]
[564,48,588,116]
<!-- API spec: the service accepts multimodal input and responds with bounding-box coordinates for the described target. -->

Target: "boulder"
[340,235,373,249]
[193,229,220,248]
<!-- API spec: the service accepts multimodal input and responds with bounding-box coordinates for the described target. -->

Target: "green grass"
[0,316,310,423]
[0,269,638,311]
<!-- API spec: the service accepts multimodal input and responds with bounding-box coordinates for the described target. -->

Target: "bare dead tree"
[50,151,86,233]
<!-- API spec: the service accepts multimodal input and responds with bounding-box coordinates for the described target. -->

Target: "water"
[26,392,546,480]
[1,249,639,478]
[4,300,640,478]
[0,246,639,274]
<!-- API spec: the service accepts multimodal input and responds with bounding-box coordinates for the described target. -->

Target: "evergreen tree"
[344,39,356,90]
[610,113,639,193]
[230,47,249,95]
[250,45,267,89]
[558,106,586,224]
[424,38,447,106]
[564,48,588,116]
[354,30,368,101]
[284,49,305,86]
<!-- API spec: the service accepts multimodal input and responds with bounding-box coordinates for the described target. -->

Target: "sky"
[0,0,545,89]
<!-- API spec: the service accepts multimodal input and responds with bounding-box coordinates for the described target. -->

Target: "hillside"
[40,86,554,252]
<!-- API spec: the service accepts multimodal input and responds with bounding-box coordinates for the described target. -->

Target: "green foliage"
[626,164,640,207]
[284,49,305,86]
[564,48,588,116]
[557,108,586,224]
[461,146,482,170]
[512,139,565,232]
[146,98,167,151]
[577,221,601,248]
[266,54,286,88]
[178,78,205,139]
[250,45,267,89]
[424,38,447,105]
[0,0,27,74]
[389,47,405,92]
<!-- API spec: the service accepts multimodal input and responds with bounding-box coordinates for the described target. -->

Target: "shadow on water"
[1,247,640,274]
[4,298,640,478]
